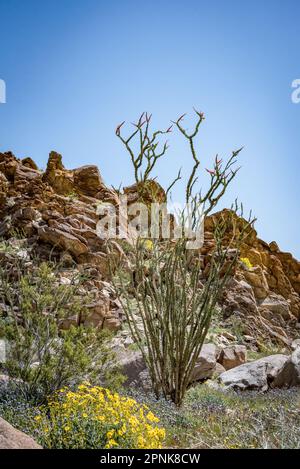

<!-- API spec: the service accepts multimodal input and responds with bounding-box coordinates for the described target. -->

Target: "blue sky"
[0,0,299,257]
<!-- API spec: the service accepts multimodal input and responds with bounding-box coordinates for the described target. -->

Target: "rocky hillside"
[0,150,299,351]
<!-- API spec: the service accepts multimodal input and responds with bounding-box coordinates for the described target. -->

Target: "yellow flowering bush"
[33,383,165,449]
[240,257,253,269]
[141,239,154,251]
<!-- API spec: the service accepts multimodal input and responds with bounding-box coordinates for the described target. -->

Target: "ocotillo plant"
[113,208,254,406]
[172,108,242,214]
[112,110,255,406]
[116,112,173,184]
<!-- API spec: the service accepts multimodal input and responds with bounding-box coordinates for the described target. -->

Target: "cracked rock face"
[0,150,299,345]
[0,151,124,332]
[203,210,300,319]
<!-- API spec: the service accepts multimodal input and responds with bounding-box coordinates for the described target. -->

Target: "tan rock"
[222,278,258,317]
[43,151,74,195]
[219,345,247,370]
[214,362,226,377]
[21,157,39,170]
[77,252,110,278]
[0,417,42,449]
[269,241,279,253]
[221,331,237,341]
[38,226,88,257]
[259,293,290,320]
[74,165,103,197]
[243,265,269,299]
[83,298,110,327]
[103,317,121,331]
[191,343,220,382]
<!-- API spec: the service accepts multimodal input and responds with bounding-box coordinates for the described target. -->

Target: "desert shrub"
[0,260,122,402]
[32,383,165,449]
[0,241,14,253]
[66,191,78,201]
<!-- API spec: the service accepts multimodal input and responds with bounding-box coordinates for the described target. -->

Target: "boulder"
[137,369,152,391]
[120,344,222,389]
[219,354,289,391]
[0,417,42,449]
[269,241,279,253]
[272,348,300,388]
[191,343,220,382]
[77,252,110,278]
[291,339,300,351]
[259,293,290,320]
[103,317,121,331]
[214,363,226,377]
[83,298,110,327]
[218,345,247,370]
[43,151,74,195]
[21,157,39,170]
[119,351,146,386]
[243,265,269,300]
[222,278,258,318]
[38,226,88,258]
[74,165,103,197]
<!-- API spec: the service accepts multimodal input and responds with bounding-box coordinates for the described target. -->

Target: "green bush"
[0,260,122,402]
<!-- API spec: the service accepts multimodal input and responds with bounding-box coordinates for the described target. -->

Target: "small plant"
[240,257,253,269]
[0,241,13,253]
[66,191,78,201]
[141,239,154,251]
[8,227,27,239]
[0,260,121,402]
[230,316,247,342]
[33,383,165,449]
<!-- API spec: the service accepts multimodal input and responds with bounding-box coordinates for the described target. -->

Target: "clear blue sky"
[0,0,299,258]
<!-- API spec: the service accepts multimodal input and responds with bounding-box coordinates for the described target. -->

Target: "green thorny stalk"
[115,112,181,195]
[116,109,242,212]
[112,110,256,406]
[172,108,242,212]
[111,208,255,406]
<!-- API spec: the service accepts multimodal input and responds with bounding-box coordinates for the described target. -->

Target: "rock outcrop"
[0,151,123,331]
[204,210,300,320]
[0,150,299,342]
[202,211,300,350]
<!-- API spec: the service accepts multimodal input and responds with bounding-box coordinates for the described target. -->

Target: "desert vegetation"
[113,111,255,406]
[0,112,299,449]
